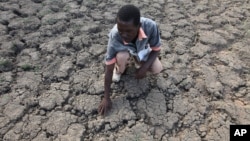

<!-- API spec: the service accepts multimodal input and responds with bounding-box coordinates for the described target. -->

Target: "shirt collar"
[123,27,147,44]
[138,27,147,40]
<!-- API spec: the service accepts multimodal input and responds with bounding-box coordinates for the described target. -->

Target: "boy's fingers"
[98,100,112,116]
[104,107,107,116]
[98,106,104,115]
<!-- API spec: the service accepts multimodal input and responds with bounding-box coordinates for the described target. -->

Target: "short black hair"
[117,5,141,26]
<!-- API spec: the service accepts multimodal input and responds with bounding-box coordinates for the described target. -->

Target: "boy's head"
[117,4,141,27]
[116,5,141,43]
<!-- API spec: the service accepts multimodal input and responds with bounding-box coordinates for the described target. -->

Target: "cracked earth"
[0,0,250,140]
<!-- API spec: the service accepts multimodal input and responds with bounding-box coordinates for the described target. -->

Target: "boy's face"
[117,18,140,43]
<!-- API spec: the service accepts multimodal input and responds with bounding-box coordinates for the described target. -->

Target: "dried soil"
[0,0,250,141]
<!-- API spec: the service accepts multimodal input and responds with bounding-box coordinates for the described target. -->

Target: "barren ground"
[0,0,250,141]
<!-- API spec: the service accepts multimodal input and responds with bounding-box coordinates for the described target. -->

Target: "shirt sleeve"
[105,30,118,65]
[148,22,161,51]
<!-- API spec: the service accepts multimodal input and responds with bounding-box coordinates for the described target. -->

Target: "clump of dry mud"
[0,0,250,140]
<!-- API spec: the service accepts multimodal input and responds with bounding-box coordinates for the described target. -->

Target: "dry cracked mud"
[0,0,250,141]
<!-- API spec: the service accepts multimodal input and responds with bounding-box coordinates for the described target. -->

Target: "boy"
[98,5,163,115]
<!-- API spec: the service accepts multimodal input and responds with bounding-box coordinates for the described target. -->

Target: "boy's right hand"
[98,97,112,116]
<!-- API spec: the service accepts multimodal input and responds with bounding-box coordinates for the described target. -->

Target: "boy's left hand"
[135,66,147,79]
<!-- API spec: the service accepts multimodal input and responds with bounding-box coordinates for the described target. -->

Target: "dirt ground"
[0,0,250,140]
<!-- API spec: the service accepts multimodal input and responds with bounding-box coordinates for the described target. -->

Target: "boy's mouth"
[123,37,131,43]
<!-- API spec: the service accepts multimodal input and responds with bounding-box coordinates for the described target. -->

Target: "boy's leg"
[133,56,162,74]
[115,51,130,74]
[149,57,163,74]
[112,51,130,82]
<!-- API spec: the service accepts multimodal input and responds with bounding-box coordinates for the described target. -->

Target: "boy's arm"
[135,50,160,79]
[104,63,115,98]
[135,20,161,79]
[143,50,160,69]
[98,63,115,115]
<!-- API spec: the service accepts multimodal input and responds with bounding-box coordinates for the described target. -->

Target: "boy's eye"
[118,29,123,34]
[118,29,132,34]
[119,32,123,35]
[120,31,132,35]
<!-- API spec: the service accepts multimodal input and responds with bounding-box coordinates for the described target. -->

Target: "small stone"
[64,105,73,111]
[105,124,111,131]
[39,110,46,116]
[71,109,76,114]
[128,120,136,128]
[201,132,207,137]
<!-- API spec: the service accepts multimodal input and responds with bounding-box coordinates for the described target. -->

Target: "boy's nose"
[121,33,128,38]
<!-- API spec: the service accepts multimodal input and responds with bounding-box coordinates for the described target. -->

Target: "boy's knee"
[152,64,163,74]
[116,51,130,61]
[151,58,163,74]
